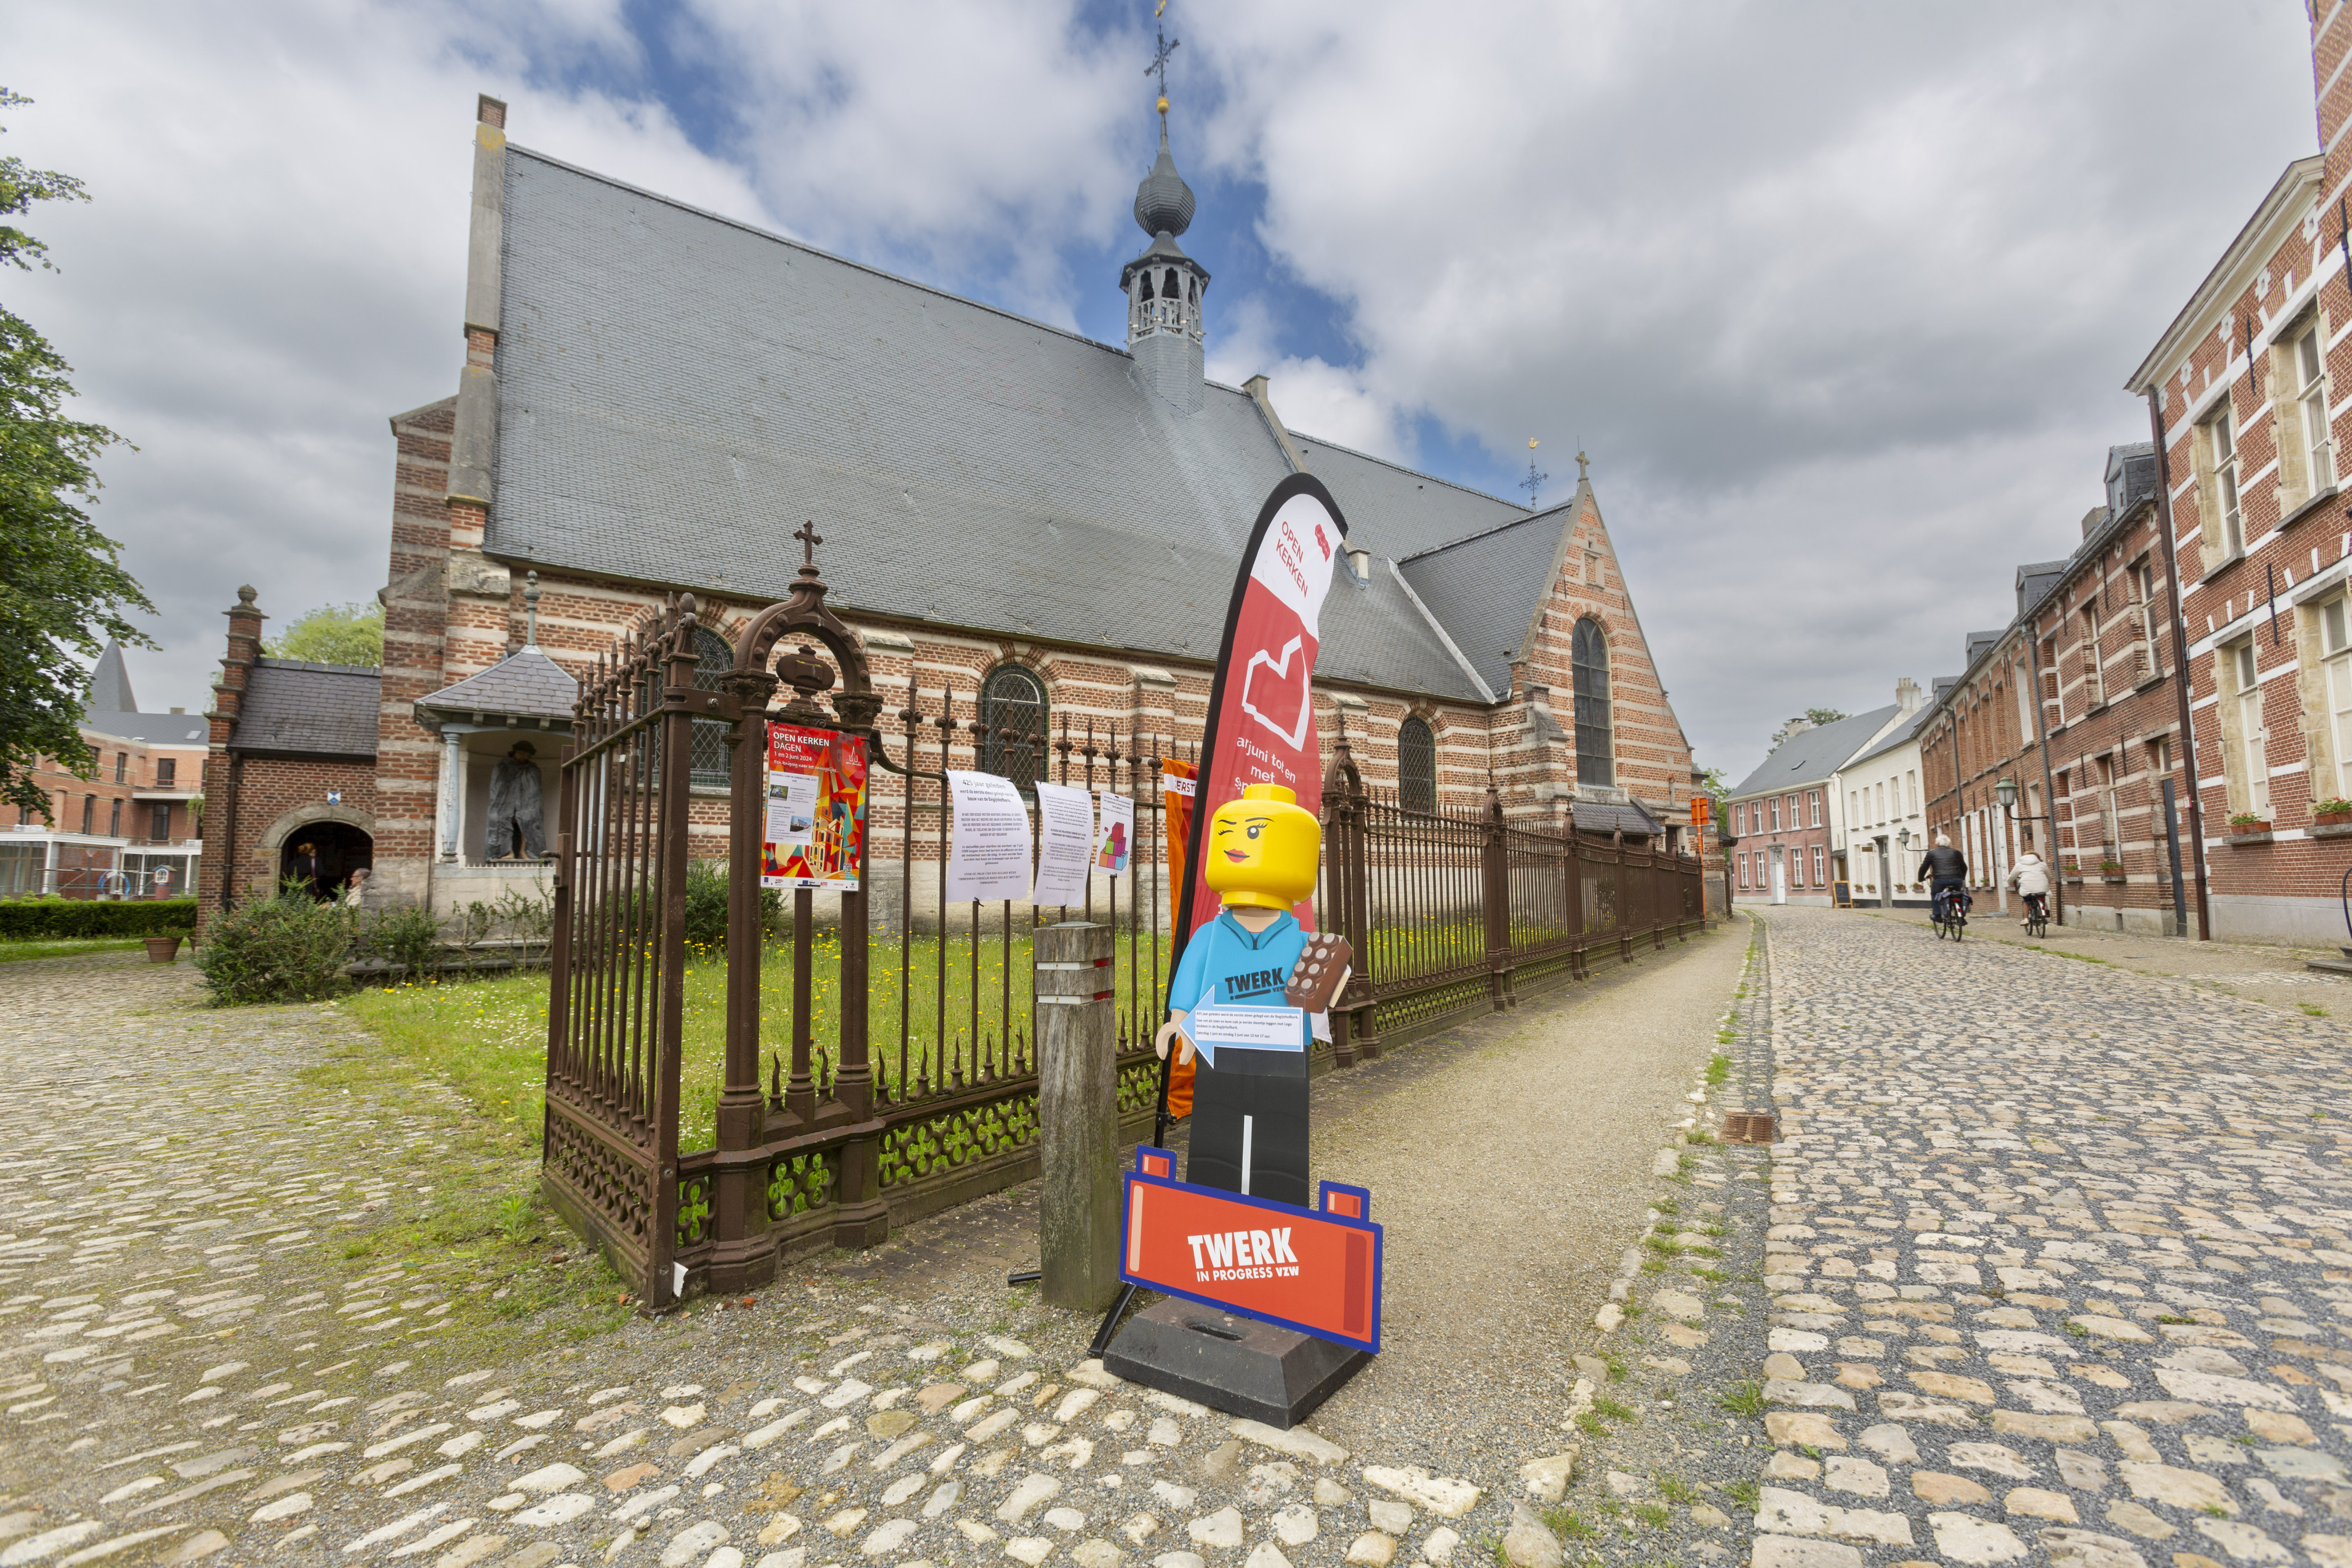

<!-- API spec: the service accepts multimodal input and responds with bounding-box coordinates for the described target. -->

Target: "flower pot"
[2317,812,2352,828]
[2229,820,2271,835]
[143,935,183,964]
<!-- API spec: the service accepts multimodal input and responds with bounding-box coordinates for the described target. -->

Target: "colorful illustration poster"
[1095,790,1134,874]
[761,724,867,891]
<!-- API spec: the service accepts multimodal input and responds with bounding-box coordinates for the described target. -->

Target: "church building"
[199,93,1709,922]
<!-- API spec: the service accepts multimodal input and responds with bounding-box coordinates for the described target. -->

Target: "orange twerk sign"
[1121,1149,1383,1353]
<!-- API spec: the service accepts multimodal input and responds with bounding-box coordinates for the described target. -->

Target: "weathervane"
[1147,1,1180,116]
[1519,438,1548,510]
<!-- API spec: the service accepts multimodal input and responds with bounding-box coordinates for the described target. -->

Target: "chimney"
[1895,676,1922,716]
[1345,544,1371,583]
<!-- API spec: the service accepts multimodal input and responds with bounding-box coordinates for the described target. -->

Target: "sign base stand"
[1103,1298,1369,1429]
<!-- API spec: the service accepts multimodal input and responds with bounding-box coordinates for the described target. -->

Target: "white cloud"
[7,0,2321,779]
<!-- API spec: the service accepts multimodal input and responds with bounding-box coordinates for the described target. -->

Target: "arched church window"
[978,665,1048,792]
[1572,618,1612,787]
[690,627,733,791]
[1398,718,1435,813]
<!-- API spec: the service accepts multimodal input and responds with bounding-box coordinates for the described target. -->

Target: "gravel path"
[0,925,1740,1568]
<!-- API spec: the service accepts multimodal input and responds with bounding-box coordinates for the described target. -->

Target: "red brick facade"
[2109,1,2352,942]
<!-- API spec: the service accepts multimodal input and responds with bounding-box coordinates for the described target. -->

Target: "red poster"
[761,724,868,891]
[1121,1148,1382,1353]
[1172,475,1352,961]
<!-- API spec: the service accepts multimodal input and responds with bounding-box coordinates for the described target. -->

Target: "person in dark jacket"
[1917,834,1968,921]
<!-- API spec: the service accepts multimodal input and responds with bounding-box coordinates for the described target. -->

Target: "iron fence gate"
[543,551,1708,1305]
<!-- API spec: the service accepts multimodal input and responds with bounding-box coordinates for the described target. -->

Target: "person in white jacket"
[2008,851,2053,928]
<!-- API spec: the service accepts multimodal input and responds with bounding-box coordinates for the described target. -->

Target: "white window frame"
[2233,639,2269,817]
[2291,318,2334,497]
[2325,598,2352,801]
[2208,407,2245,558]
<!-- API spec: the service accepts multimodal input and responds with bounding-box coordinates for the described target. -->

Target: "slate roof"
[482,148,1522,705]
[1571,799,1662,838]
[229,658,381,759]
[82,711,208,746]
[1396,507,1571,697]
[87,642,137,714]
[1726,706,1900,798]
[415,646,580,724]
[1844,699,1942,769]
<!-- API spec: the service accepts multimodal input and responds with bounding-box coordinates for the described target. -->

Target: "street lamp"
[1992,775,2062,925]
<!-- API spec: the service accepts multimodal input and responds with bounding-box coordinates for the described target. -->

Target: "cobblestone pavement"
[1860,906,2347,1017]
[1730,907,2352,1568]
[0,925,1748,1568]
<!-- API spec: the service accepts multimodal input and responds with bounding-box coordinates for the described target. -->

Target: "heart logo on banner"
[1240,634,1311,748]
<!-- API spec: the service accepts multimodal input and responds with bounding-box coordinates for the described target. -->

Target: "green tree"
[0,89,151,823]
[1769,707,1849,748]
[268,601,383,667]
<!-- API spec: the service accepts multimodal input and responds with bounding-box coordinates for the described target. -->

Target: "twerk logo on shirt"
[1222,966,1288,1001]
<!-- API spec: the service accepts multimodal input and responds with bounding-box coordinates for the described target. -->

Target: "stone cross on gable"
[794,521,824,572]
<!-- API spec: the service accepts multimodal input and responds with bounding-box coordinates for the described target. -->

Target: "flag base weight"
[1102,1298,1369,1429]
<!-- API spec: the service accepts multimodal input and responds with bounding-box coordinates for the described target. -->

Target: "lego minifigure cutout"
[1153,783,1329,1207]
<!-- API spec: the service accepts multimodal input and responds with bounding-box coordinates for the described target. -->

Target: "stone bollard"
[1035,920,1120,1312]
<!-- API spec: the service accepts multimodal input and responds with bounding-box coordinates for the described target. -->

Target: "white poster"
[765,769,820,846]
[1094,790,1135,875]
[1031,781,1097,907]
[944,770,1034,904]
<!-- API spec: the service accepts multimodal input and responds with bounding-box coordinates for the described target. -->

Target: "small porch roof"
[413,646,579,729]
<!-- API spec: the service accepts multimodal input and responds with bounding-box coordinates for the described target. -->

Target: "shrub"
[683,860,781,950]
[195,889,356,1005]
[362,905,442,978]
[0,897,197,940]
[2317,798,2352,817]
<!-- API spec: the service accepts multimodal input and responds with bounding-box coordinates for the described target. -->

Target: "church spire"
[1121,6,1210,414]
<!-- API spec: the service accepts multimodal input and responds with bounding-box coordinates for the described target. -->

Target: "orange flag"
[1161,756,1197,1119]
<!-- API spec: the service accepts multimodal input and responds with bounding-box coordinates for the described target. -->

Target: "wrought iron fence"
[544,548,1707,1306]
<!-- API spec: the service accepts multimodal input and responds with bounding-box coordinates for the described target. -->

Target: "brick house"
[2113,6,2352,943]
[195,588,383,923]
[1725,708,1899,908]
[1920,445,2208,936]
[201,96,1714,921]
[3,643,206,900]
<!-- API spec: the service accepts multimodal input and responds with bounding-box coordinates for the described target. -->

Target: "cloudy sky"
[7,0,2319,776]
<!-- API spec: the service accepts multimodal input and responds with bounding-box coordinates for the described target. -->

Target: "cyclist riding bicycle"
[1917,833,1969,925]
[2007,850,2052,930]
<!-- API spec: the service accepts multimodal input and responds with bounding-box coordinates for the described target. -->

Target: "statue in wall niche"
[486,740,547,860]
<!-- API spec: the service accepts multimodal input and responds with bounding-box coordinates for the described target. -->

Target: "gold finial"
[1528,438,1538,450]
[1157,94,1170,115]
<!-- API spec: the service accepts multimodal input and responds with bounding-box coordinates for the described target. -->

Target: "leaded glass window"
[1572,617,1612,786]
[980,666,1048,791]
[1398,717,1435,812]
[690,627,733,791]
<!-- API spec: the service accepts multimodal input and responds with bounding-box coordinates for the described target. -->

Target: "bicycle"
[1932,884,1969,941]
[2022,892,2050,940]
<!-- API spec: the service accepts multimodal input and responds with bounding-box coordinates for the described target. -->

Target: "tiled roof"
[1726,706,1900,798]
[229,659,380,759]
[82,711,208,746]
[482,148,1524,706]
[1396,506,1571,697]
[1571,799,1663,838]
[415,647,579,723]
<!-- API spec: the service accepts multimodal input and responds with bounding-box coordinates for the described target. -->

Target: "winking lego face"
[1202,783,1320,910]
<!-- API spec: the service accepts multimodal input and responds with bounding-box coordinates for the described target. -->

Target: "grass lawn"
[348,926,1171,1154]
[0,937,153,964]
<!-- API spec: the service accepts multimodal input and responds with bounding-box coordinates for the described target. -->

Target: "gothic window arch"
[1398,717,1436,813]
[1572,617,1612,787]
[690,626,733,791]
[979,664,1048,791]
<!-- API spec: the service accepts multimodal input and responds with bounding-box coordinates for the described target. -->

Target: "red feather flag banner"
[1169,473,1353,969]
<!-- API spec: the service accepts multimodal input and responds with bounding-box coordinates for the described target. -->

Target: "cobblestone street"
[0,929,1742,1568]
[8,908,2344,1568]
[1733,908,2352,1568]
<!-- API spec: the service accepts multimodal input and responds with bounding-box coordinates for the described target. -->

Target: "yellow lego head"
[1204,784,1321,910]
